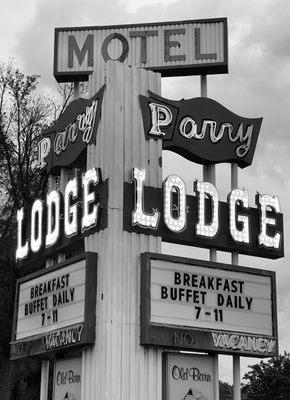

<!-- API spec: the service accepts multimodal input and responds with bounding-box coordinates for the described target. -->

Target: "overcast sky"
[1,0,290,385]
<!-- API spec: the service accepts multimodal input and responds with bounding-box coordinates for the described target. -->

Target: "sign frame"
[162,352,215,400]
[10,252,97,360]
[53,356,82,400]
[140,252,278,357]
[54,18,228,82]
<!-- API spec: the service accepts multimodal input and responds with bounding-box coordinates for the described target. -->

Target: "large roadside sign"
[54,18,228,82]
[141,252,278,357]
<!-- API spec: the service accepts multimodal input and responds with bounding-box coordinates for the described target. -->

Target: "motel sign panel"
[54,18,228,82]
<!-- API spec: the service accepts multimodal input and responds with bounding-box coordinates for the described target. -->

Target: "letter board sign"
[140,253,278,357]
[54,18,228,82]
[10,252,97,360]
[163,352,215,400]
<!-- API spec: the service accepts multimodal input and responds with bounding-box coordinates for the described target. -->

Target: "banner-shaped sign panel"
[140,92,262,168]
[141,253,278,357]
[54,18,228,82]
[37,85,105,174]
[163,353,215,400]
[10,252,97,360]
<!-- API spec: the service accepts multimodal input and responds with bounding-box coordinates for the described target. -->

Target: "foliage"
[219,380,233,400]
[0,61,58,400]
[0,61,55,248]
[242,353,290,400]
[9,360,41,400]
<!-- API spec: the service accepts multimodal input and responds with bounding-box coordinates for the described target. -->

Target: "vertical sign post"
[231,162,241,400]
[79,61,163,400]
[201,74,219,400]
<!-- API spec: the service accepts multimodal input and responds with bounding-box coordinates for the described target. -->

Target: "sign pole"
[201,74,219,400]
[40,362,49,400]
[231,163,241,400]
[40,175,56,400]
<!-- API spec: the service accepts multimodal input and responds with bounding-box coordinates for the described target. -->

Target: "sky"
[1,0,290,386]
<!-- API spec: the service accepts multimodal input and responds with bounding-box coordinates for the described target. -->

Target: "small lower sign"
[53,357,81,400]
[163,353,215,400]
[10,252,97,360]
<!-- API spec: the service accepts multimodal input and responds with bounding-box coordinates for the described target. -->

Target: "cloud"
[14,0,134,86]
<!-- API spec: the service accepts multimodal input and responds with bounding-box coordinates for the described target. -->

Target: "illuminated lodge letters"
[46,190,61,248]
[16,168,103,261]
[194,181,219,238]
[132,167,160,229]
[163,175,186,232]
[16,209,29,261]
[229,189,249,244]
[256,193,281,249]
[126,167,283,257]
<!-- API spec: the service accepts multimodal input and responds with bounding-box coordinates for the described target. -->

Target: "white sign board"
[16,259,86,340]
[53,357,81,400]
[151,258,274,336]
[54,18,228,82]
[164,353,214,400]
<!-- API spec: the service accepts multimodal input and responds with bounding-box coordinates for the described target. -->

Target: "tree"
[0,61,56,400]
[242,353,290,400]
[219,380,233,400]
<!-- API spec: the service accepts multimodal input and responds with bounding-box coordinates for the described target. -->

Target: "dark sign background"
[18,177,108,267]
[123,182,284,259]
[40,85,105,174]
[140,91,263,168]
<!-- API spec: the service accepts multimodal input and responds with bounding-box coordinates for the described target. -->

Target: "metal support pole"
[233,355,241,400]
[201,75,219,400]
[231,163,241,400]
[74,81,80,100]
[40,361,49,400]
[39,176,56,400]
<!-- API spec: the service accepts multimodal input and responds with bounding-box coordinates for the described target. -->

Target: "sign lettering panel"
[151,260,272,335]
[163,353,215,400]
[54,18,228,82]
[10,252,97,359]
[139,92,262,168]
[53,357,81,400]
[37,85,105,174]
[16,260,86,340]
[141,253,278,357]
